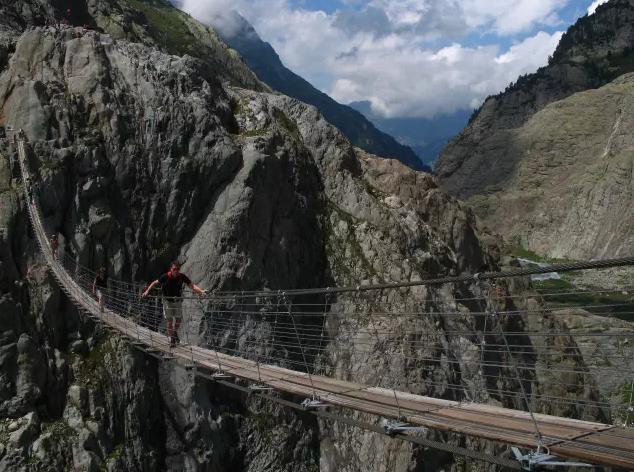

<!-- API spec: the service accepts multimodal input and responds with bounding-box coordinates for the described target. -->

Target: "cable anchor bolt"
[248,384,273,392]
[301,398,329,410]
[382,420,427,436]
[511,447,593,471]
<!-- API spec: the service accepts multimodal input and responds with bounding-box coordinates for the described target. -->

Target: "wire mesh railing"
[14,136,634,467]
[38,235,634,430]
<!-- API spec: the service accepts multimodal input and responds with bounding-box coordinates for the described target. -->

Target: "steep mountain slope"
[435,0,634,258]
[216,11,429,171]
[466,73,634,259]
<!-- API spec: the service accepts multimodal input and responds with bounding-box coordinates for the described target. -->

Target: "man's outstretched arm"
[142,280,160,298]
[189,282,206,296]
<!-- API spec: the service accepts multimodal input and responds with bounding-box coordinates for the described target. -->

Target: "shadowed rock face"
[438,73,634,260]
[435,0,634,258]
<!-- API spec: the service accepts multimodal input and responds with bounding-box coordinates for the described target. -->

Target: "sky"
[173,0,610,119]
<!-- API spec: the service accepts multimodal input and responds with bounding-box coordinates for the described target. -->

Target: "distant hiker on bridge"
[50,234,59,260]
[25,176,34,202]
[92,267,108,313]
[142,261,206,347]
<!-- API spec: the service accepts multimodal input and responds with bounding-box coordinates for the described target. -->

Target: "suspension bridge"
[12,135,634,470]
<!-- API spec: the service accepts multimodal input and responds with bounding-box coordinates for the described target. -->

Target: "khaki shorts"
[163,299,183,321]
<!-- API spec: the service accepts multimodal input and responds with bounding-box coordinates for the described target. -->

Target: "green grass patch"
[509,245,548,262]
[533,279,575,291]
[105,444,125,465]
[128,0,198,55]
[241,128,269,138]
[273,109,302,143]
[231,99,246,116]
[534,280,634,322]
[76,336,115,387]
[42,420,77,441]
[504,239,573,264]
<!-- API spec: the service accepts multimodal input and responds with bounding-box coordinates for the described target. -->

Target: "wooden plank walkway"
[15,140,634,469]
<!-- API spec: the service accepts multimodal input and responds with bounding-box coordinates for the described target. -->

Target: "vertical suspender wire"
[626,271,634,426]
[225,292,240,366]
[150,291,157,350]
[189,293,202,370]
[252,293,266,384]
[268,293,281,369]
[209,292,225,372]
[134,283,142,343]
[285,292,318,401]
[238,291,246,359]
[625,379,634,427]
[315,290,330,377]
[387,288,405,421]
[488,281,545,452]
[477,305,488,404]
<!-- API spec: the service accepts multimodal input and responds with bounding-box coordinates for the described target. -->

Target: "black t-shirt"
[158,272,191,298]
[95,274,108,289]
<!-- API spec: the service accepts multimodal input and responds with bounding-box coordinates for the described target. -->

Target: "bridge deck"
[15,140,634,469]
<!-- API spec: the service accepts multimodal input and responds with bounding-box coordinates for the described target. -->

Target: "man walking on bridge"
[92,267,108,313]
[50,234,59,260]
[142,261,206,347]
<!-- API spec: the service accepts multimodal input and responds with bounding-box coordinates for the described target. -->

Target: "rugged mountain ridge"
[435,0,634,258]
[465,74,634,259]
[0,0,263,91]
[215,11,429,171]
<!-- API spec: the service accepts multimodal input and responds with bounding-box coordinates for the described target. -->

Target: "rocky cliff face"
[447,73,634,260]
[435,0,634,258]
[0,12,498,471]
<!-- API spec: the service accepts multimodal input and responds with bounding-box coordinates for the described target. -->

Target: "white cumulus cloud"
[329,30,563,117]
[174,0,567,118]
[587,0,609,15]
